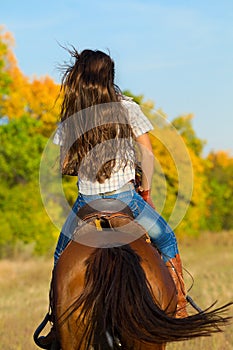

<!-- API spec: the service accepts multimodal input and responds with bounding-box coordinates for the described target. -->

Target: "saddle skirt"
[73,198,149,248]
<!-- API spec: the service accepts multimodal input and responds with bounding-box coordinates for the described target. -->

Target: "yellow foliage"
[27,76,61,134]
[145,108,207,236]
[0,27,61,135]
[3,65,30,119]
[207,150,233,168]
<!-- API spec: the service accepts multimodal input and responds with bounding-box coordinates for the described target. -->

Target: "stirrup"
[33,313,51,348]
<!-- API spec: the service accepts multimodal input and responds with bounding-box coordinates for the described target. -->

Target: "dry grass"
[0,232,232,350]
[0,258,53,350]
[167,231,233,350]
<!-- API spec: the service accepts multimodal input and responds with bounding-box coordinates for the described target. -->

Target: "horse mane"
[60,244,232,350]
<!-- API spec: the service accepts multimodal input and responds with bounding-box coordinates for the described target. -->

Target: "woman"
[37,48,187,349]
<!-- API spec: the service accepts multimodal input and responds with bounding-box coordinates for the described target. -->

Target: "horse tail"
[67,245,232,349]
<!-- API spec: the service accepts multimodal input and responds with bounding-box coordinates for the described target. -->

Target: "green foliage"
[0,181,58,258]
[0,116,58,257]
[0,34,12,120]
[0,39,12,97]
[123,90,144,105]
[205,152,233,231]
[172,114,206,156]
[0,116,46,186]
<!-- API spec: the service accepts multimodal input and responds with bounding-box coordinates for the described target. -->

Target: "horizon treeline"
[0,28,232,258]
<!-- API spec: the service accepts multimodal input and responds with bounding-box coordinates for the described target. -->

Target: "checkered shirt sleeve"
[121,97,153,137]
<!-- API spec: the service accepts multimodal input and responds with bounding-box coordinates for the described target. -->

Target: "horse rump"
[59,244,232,349]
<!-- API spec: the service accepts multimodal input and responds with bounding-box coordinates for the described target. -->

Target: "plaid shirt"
[54,96,153,195]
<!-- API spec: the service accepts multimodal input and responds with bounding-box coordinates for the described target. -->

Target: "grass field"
[0,231,232,350]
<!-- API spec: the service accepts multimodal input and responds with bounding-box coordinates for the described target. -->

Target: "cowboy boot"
[165,254,188,318]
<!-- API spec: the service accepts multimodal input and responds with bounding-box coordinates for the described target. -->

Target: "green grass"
[0,231,232,350]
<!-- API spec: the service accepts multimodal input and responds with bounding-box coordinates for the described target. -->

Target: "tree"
[172,114,206,157]
[0,27,13,115]
[27,76,61,135]
[171,115,208,234]
[0,116,46,186]
[123,91,207,236]
[0,181,58,257]
[0,116,58,256]
[0,27,60,135]
[205,151,233,231]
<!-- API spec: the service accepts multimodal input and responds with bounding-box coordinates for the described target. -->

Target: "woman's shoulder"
[120,95,141,111]
[119,95,153,135]
[120,94,136,104]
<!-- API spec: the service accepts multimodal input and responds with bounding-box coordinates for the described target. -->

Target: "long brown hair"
[59,48,136,183]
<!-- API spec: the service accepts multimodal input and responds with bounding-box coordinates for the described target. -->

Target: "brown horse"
[52,199,232,350]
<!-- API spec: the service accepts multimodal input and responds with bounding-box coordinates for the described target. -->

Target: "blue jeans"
[54,184,179,264]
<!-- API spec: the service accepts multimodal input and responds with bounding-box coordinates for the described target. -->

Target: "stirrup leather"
[33,313,52,349]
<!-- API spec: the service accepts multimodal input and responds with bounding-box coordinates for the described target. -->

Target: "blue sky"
[1,0,233,155]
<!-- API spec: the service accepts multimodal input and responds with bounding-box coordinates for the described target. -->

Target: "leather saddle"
[73,198,148,247]
[77,198,134,228]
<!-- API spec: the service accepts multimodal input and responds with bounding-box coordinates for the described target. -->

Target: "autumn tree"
[26,76,61,135]
[0,27,60,135]
[123,91,207,237]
